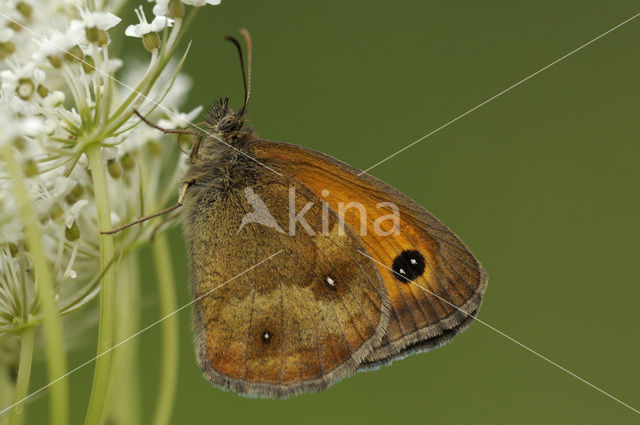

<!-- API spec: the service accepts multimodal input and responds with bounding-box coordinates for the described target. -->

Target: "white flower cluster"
[0,0,219,344]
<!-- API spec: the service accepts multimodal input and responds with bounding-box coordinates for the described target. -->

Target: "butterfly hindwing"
[185,165,390,398]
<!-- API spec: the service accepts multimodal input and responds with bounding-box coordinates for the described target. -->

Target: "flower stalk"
[107,254,142,425]
[0,365,14,425]
[1,144,69,425]
[151,232,179,425]
[7,327,33,425]
[83,143,117,425]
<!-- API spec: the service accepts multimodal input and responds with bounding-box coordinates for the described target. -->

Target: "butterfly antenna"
[240,28,252,113]
[224,29,252,116]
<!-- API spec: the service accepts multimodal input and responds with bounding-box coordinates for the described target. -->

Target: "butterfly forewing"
[253,140,488,367]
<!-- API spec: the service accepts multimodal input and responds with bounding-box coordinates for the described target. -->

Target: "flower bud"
[85,26,100,43]
[121,152,136,171]
[64,45,84,62]
[8,243,19,257]
[142,32,161,52]
[37,84,48,98]
[0,41,15,58]
[71,184,84,198]
[16,78,34,100]
[169,0,185,19]
[81,55,95,73]
[107,159,122,179]
[23,159,38,177]
[97,30,109,46]
[48,55,63,68]
[16,2,32,18]
[12,137,26,151]
[65,221,80,241]
[147,140,162,156]
[65,184,84,204]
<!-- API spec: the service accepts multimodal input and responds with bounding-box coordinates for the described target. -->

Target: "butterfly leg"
[101,182,190,235]
[189,132,203,162]
[149,208,182,240]
[133,110,202,158]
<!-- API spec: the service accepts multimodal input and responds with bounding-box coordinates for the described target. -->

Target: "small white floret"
[125,7,174,38]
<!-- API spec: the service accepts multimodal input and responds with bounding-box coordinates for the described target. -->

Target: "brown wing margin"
[252,140,488,367]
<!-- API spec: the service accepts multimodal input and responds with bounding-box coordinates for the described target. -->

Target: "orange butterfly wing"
[253,140,488,366]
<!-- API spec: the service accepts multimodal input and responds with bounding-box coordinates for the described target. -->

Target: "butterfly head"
[205,97,249,139]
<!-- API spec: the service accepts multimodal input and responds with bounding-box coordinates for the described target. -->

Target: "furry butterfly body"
[181,98,488,398]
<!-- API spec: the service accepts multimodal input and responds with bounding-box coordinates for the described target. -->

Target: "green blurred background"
[31,0,640,423]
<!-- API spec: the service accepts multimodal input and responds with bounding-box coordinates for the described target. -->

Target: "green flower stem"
[151,232,179,425]
[0,364,14,425]
[1,144,69,425]
[8,328,34,425]
[105,254,141,425]
[84,143,117,425]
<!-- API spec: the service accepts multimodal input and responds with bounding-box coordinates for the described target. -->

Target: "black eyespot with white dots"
[391,250,426,282]
[261,330,271,343]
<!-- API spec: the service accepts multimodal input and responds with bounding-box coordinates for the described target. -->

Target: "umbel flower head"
[0,0,220,360]
[0,0,223,423]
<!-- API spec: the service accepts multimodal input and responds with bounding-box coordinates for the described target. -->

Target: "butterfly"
[110,30,487,398]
